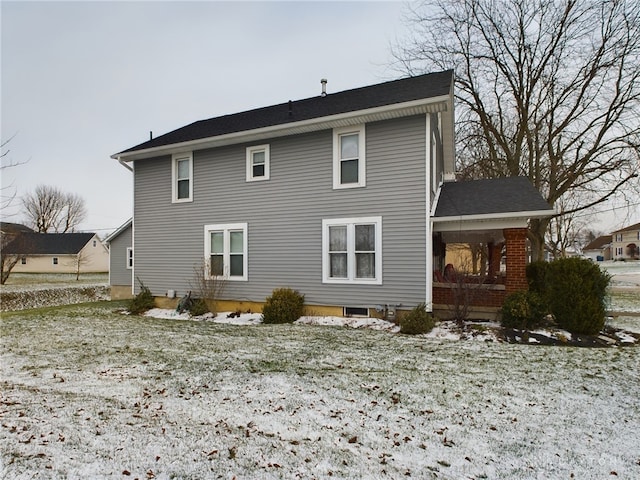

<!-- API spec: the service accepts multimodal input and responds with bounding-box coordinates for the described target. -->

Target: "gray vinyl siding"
[133,115,428,309]
[109,224,132,286]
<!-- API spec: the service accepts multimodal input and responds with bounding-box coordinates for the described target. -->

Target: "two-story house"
[611,222,640,260]
[111,70,553,319]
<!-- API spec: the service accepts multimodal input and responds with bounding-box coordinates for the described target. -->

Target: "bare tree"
[393,0,640,260]
[1,134,28,216]
[72,248,90,281]
[22,185,87,233]
[0,230,28,285]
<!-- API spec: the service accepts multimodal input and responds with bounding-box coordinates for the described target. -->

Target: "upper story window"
[615,234,623,242]
[126,247,134,269]
[172,152,193,203]
[322,216,382,285]
[333,125,366,189]
[204,223,248,281]
[52,257,59,265]
[246,145,270,182]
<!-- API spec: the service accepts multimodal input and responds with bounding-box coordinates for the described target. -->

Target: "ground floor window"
[204,223,248,281]
[322,216,382,284]
[126,247,134,269]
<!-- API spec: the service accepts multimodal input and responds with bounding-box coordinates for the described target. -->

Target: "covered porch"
[430,177,554,320]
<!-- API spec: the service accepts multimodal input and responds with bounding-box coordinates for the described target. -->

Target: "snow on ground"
[2,303,639,479]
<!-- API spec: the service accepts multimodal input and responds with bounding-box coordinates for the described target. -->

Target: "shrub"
[526,261,549,293]
[127,279,155,315]
[261,288,305,324]
[188,298,210,317]
[189,262,226,316]
[399,303,436,335]
[528,257,610,335]
[501,290,548,330]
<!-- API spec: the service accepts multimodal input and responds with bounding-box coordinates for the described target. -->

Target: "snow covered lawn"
[1,303,639,479]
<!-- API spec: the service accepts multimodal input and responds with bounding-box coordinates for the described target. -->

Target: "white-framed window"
[616,247,623,256]
[322,216,382,284]
[246,144,270,182]
[333,125,366,189]
[52,257,59,265]
[172,152,193,203]
[21,258,27,265]
[204,223,248,281]
[126,247,134,269]
[615,234,623,242]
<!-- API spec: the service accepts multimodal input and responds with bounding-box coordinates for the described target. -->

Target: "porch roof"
[432,177,554,241]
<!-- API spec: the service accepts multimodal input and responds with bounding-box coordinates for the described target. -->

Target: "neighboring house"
[104,219,133,299]
[582,235,612,262]
[4,232,109,274]
[112,70,553,319]
[611,223,640,260]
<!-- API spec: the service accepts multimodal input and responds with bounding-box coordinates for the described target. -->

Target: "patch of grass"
[1,302,639,479]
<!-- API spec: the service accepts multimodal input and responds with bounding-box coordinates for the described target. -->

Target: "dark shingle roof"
[118,70,453,154]
[3,233,96,255]
[612,222,640,233]
[434,177,553,218]
[583,235,612,251]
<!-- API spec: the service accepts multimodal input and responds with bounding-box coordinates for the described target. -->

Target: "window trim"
[333,125,366,189]
[126,247,134,270]
[322,216,382,285]
[204,222,248,281]
[172,152,193,203]
[246,144,270,182]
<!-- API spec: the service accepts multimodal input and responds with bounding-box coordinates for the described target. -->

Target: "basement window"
[344,307,369,317]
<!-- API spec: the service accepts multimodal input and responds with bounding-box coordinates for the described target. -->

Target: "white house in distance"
[611,222,640,260]
[5,232,109,274]
[582,235,612,262]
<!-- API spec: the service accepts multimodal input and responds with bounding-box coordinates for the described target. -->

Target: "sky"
[1,0,409,235]
[1,0,638,237]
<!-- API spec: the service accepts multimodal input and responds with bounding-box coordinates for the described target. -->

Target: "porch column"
[487,242,503,280]
[504,228,528,294]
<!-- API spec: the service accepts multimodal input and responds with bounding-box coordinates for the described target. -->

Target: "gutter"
[117,157,133,172]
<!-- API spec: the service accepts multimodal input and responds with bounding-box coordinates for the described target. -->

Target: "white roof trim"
[105,218,133,244]
[433,209,554,233]
[113,96,451,162]
[433,209,554,224]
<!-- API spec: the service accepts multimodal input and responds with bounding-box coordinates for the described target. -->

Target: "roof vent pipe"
[321,78,327,97]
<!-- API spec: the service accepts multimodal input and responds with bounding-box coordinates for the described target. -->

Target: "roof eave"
[432,209,555,232]
[112,96,451,162]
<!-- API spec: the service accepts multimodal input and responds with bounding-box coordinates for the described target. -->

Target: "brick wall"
[504,228,528,293]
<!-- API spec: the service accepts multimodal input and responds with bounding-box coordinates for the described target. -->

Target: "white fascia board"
[432,209,555,232]
[104,218,133,244]
[112,96,451,162]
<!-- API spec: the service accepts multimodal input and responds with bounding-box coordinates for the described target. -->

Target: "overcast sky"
[2,0,410,234]
[2,1,637,237]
